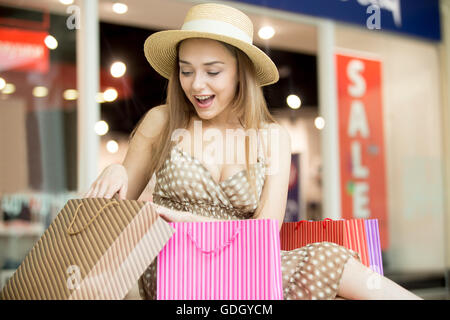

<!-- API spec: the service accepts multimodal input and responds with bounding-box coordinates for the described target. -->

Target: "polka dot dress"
[280,242,358,300]
[138,139,359,300]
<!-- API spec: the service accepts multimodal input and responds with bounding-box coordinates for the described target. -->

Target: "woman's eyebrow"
[179,60,225,66]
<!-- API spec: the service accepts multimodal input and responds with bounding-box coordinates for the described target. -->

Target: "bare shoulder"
[137,104,169,138]
[144,104,168,123]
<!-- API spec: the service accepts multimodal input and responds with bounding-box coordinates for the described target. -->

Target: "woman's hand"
[152,203,217,223]
[84,163,128,199]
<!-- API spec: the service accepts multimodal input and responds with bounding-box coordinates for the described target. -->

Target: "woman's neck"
[193,112,242,130]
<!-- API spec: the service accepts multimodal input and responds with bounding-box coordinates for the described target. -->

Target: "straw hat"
[144,3,279,87]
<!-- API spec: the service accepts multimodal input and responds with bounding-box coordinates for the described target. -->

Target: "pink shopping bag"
[157,219,283,300]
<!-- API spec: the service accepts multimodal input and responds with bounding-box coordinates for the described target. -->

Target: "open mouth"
[194,95,215,107]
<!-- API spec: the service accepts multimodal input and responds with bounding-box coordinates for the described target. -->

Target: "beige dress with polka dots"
[138,135,358,300]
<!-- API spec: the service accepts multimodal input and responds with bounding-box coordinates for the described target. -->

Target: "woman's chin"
[194,108,216,120]
[193,104,229,123]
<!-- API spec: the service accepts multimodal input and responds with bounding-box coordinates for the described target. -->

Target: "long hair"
[130,39,277,206]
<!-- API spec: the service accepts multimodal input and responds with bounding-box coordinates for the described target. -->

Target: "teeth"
[195,95,213,101]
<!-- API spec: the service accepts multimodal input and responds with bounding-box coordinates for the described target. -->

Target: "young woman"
[85,3,420,300]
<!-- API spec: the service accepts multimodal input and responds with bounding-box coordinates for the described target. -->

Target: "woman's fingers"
[105,185,120,199]
[103,185,114,199]
[152,204,168,219]
[153,203,168,214]
[85,183,126,199]
[84,184,96,198]
[118,184,128,200]
[158,211,172,222]
[97,182,109,199]
[91,183,100,198]
[82,164,128,199]
[103,190,114,199]
[86,186,96,198]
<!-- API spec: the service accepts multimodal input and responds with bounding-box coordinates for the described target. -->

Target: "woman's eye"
[180,71,220,76]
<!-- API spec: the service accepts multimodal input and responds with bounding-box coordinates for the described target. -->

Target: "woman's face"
[178,38,238,123]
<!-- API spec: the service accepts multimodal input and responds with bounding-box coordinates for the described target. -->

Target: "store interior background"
[0,0,449,299]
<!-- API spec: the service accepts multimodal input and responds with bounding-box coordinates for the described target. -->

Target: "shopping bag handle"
[294,218,334,230]
[186,227,241,255]
[67,199,120,236]
[322,218,333,229]
[294,220,306,230]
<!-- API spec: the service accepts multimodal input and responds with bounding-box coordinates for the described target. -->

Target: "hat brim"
[144,30,279,87]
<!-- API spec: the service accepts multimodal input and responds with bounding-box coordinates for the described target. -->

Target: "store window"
[335,20,447,299]
[0,3,81,285]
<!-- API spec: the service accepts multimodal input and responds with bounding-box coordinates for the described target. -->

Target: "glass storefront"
[0,3,79,282]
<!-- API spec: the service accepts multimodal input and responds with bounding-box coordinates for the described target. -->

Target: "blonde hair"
[131,39,277,206]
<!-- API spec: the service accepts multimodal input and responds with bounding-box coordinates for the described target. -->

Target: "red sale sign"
[0,27,49,73]
[336,53,388,250]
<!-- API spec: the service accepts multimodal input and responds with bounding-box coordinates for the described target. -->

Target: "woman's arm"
[122,105,168,200]
[252,123,292,231]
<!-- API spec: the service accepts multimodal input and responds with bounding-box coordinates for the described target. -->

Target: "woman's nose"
[192,73,206,91]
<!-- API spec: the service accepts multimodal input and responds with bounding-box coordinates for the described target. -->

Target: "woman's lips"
[194,95,215,109]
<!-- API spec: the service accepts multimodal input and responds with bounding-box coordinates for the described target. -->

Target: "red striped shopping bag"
[280,219,383,275]
[157,219,283,300]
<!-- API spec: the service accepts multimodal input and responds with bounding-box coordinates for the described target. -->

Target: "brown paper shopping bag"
[0,197,174,300]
